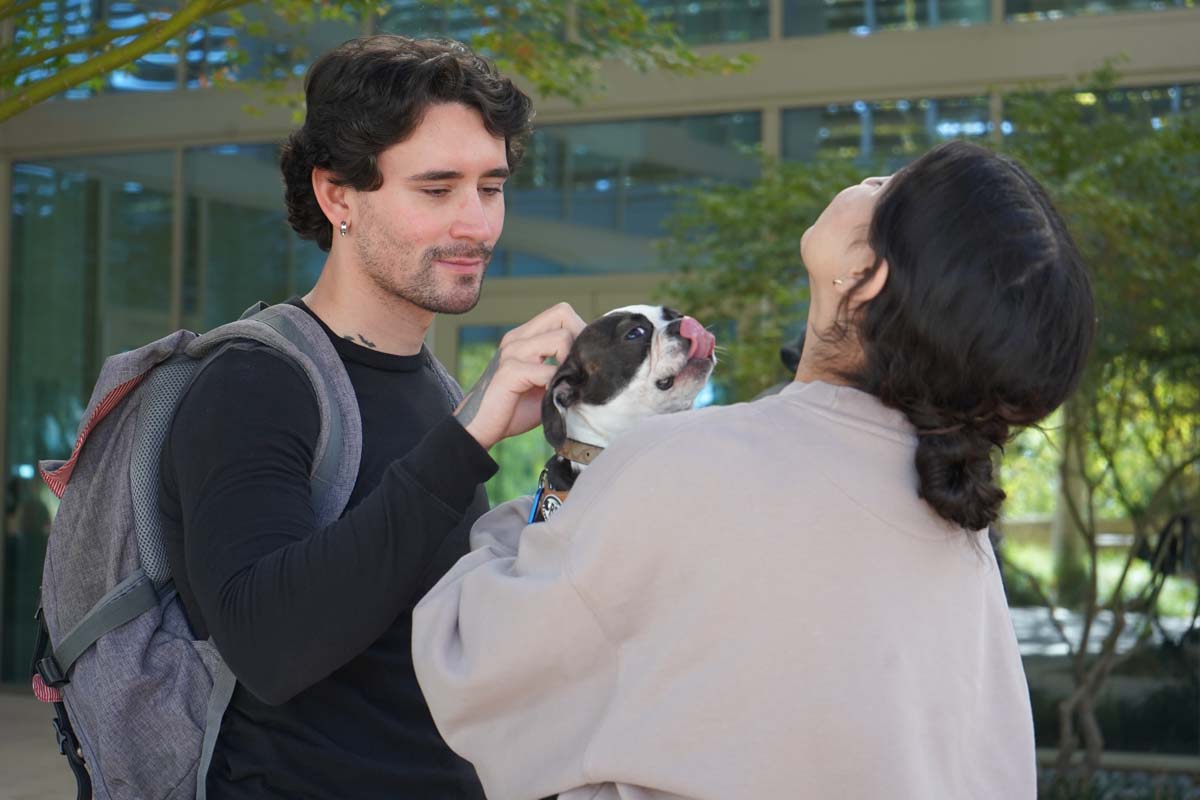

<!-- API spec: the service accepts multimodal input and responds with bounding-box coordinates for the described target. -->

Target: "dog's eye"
[624,326,648,341]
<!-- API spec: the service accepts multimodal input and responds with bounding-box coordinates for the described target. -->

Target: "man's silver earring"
[339,220,349,237]
[832,278,845,286]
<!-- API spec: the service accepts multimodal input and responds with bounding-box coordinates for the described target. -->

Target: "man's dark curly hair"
[280,35,533,252]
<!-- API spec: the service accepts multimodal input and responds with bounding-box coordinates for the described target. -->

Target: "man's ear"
[541,362,582,449]
[312,167,351,234]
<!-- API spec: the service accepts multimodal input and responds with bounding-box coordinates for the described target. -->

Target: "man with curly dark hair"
[159,35,583,799]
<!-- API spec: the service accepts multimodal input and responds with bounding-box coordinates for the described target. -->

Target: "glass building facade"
[496,113,762,276]
[4,0,1200,771]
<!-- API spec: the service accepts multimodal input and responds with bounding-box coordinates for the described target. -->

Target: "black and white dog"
[531,304,717,522]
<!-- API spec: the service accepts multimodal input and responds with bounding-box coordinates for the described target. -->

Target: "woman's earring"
[339,220,349,237]
[832,278,845,286]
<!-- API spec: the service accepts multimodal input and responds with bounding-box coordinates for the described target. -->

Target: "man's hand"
[455,303,586,451]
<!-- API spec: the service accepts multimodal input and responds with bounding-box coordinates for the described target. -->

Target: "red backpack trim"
[39,372,149,499]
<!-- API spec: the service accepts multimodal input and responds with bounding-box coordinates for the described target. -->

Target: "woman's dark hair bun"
[914,421,1009,531]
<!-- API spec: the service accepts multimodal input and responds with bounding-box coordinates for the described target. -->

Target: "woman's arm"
[412,417,700,799]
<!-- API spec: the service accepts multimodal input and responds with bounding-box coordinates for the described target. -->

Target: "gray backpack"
[31,303,363,800]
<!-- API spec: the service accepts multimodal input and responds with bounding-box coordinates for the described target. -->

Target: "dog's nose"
[679,316,716,360]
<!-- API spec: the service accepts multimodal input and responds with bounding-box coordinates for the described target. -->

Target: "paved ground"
[1011,606,1195,656]
[0,690,76,800]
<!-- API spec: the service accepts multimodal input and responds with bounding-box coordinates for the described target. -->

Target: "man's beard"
[356,226,493,315]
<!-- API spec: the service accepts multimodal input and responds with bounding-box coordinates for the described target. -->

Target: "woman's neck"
[793,325,860,387]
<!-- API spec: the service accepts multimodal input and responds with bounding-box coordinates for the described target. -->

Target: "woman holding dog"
[413,141,1093,799]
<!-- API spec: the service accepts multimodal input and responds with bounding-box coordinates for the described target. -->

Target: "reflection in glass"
[782,96,991,168]
[496,113,761,277]
[15,0,181,98]
[183,144,325,331]
[1002,83,1200,139]
[642,0,770,43]
[185,9,359,89]
[14,0,359,100]
[784,0,988,36]
[378,1,768,48]
[379,1,490,42]
[2,474,51,679]
[1094,82,1200,120]
[4,153,174,681]
[1006,0,1189,22]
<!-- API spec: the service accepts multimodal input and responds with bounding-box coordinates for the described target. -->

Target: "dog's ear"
[542,361,583,449]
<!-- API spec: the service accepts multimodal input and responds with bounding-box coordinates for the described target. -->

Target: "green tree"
[0,0,752,123]
[658,155,865,398]
[1000,68,1200,779]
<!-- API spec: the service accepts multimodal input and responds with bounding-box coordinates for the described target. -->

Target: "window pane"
[14,0,181,98]
[782,96,991,168]
[2,153,174,681]
[379,1,490,41]
[1006,0,1189,22]
[642,0,770,43]
[105,1,182,93]
[496,113,762,277]
[784,0,989,36]
[1002,82,1200,140]
[183,144,325,331]
[1095,83,1200,120]
[14,1,359,100]
[186,9,359,89]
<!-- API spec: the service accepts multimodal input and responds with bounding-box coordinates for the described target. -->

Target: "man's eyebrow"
[407,167,511,181]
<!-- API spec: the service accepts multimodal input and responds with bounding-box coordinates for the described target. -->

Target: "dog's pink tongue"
[681,316,716,359]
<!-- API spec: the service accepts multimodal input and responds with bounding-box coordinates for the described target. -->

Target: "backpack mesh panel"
[130,358,198,587]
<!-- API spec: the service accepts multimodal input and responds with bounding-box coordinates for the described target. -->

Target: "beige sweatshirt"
[413,381,1036,800]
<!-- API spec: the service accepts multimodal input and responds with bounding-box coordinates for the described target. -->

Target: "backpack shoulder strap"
[188,304,361,799]
[420,344,466,410]
[186,303,362,527]
[196,660,236,800]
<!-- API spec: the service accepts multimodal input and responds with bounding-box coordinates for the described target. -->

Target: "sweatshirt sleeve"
[412,419,697,799]
[167,346,496,705]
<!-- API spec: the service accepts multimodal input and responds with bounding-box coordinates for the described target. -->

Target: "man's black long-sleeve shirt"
[159,300,495,799]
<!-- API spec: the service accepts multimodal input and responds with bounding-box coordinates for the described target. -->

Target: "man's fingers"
[457,311,576,449]
[459,359,558,449]
[498,328,574,367]
[495,360,558,394]
[556,303,587,335]
[500,302,586,347]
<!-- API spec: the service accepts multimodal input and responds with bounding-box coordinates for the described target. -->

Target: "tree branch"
[1143,453,1200,523]
[0,0,41,24]
[0,20,158,81]
[0,0,254,123]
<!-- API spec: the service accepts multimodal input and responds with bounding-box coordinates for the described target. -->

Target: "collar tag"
[556,438,604,465]
[539,490,566,521]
